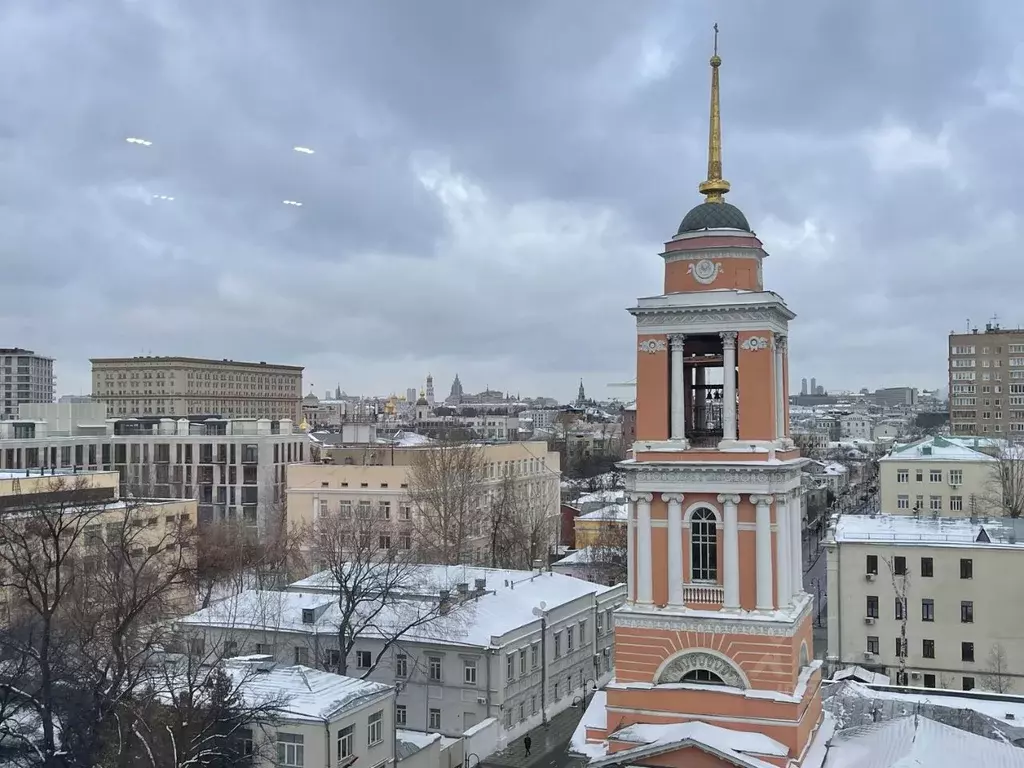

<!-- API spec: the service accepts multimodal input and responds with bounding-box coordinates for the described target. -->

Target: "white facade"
[840,413,874,441]
[0,348,54,419]
[878,436,996,517]
[826,513,1024,693]
[177,567,624,748]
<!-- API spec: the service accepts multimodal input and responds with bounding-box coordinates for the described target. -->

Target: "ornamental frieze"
[658,651,747,688]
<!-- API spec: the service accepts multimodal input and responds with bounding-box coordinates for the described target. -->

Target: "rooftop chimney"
[456,582,469,596]
[473,577,487,593]
[439,588,452,615]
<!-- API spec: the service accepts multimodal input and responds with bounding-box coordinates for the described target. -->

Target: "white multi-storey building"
[0,348,54,418]
[826,512,1024,692]
[176,566,624,747]
[0,412,306,529]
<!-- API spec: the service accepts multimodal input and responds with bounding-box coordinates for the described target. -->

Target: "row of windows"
[894,468,963,484]
[895,494,967,512]
[866,595,974,623]
[867,635,979,662]
[865,554,972,578]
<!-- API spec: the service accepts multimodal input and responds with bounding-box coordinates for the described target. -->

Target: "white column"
[631,493,654,604]
[669,334,686,441]
[751,494,775,611]
[776,492,792,606]
[694,365,707,430]
[663,493,685,606]
[720,332,738,441]
[627,499,636,601]
[790,490,804,598]
[718,494,741,610]
[774,334,787,440]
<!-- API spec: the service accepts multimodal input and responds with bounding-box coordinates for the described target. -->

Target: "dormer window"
[302,608,315,624]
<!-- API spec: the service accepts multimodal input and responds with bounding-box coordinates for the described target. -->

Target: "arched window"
[681,669,725,685]
[691,508,718,582]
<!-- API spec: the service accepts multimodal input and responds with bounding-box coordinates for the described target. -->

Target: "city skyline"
[2,2,1017,404]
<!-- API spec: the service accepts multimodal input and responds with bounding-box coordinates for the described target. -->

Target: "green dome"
[677,201,750,234]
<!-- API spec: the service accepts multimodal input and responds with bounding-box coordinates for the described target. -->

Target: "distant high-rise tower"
[406,387,417,404]
[447,374,464,405]
[425,374,435,406]
[810,376,817,394]
[0,348,55,418]
[576,379,586,406]
[335,384,342,400]
[801,377,808,395]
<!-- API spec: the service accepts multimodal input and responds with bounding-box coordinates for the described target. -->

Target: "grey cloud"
[0,0,1020,401]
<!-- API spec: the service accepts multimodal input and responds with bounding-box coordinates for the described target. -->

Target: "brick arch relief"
[655,649,749,689]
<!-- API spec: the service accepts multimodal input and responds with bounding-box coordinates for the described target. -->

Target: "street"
[481,704,588,768]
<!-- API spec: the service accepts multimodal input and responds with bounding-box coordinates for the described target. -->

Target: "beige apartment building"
[287,441,561,563]
[825,513,1024,692]
[878,435,998,516]
[949,323,1024,436]
[91,356,303,421]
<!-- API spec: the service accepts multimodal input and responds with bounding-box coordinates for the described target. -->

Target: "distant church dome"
[677,201,750,234]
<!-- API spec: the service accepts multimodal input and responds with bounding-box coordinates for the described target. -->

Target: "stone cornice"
[621,461,804,489]
[614,596,812,638]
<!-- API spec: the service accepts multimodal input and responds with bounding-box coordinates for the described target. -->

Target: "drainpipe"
[484,649,494,720]
[324,718,332,768]
[538,612,548,725]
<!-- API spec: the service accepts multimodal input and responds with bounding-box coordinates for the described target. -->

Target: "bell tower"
[584,28,826,768]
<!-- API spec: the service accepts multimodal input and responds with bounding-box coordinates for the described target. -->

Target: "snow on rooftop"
[181,570,617,648]
[577,503,627,522]
[390,430,433,447]
[827,714,1024,768]
[882,435,997,463]
[396,729,442,758]
[223,661,391,721]
[575,489,625,506]
[833,513,1024,548]
[570,690,608,758]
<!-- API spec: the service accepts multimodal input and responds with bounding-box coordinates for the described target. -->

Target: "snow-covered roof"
[575,489,625,506]
[881,436,996,463]
[289,564,550,596]
[577,503,627,522]
[180,571,617,649]
[223,660,392,722]
[396,729,442,759]
[833,513,1024,549]
[823,462,849,476]
[827,714,1024,768]
[389,430,433,447]
[830,666,890,686]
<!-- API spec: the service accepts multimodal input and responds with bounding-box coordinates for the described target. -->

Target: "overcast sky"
[2,1,1021,403]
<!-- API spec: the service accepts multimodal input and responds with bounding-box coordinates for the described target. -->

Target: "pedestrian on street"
[524,736,532,757]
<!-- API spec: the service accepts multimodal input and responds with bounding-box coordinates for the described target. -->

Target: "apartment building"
[0,348,55,418]
[287,441,561,563]
[878,436,997,516]
[91,356,303,421]
[949,324,1024,436]
[0,468,197,621]
[825,513,1024,692]
[176,566,623,747]
[0,412,306,529]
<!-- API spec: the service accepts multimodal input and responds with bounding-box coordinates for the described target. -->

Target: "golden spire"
[698,23,730,204]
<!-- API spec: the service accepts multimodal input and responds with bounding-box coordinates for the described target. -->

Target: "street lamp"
[466,753,480,768]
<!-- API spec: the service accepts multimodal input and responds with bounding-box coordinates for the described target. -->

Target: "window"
[922,599,934,622]
[866,595,879,618]
[428,708,441,730]
[531,644,539,669]
[961,601,974,623]
[897,495,909,509]
[368,710,383,745]
[896,469,909,483]
[895,638,907,657]
[929,469,942,483]
[277,733,305,767]
[396,653,407,677]
[960,559,973,579]
[950,469,963,485]
[518,702,525,722]
[239,728,254,756]
[962,642,975,662]
[378,501,391,519]
[531,695,538,715]
[567,626,575,651]
[399,503,412,520]
[894,597,906,621]
[867,636,879,654]
[356,650,371,669]
[396,705,407,726]
[507,653,515,680]
[929,495,942,512]
[338,725,354,760]
[553,632,562,658]
[950,495,963,512]
[553,682,560,699]
[893,556,906,575]
[295,647,309,665]
[596,613,603,635]
[922,638,936,658]
[920,557,933,577]
[429,656,442,681]
[690,508,718,581]
[464,659,477,685]
[895,671,909,686]
[915,470,924,482]
[579,620,587,643]
[519,648,527,675]
[866,554,878,575]
[504,710,512,729]
[923,673,936,688]
[963,677,975,691]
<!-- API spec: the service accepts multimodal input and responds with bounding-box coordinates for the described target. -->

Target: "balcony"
[683,583,724,604]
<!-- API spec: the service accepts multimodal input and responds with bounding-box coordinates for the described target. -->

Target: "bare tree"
[883,556,911,684]
[985,439,1024,518]
[406,440,486,565]
[981,643,1014,693]
[487,473,553,569]
[791,432,821,460]
[308,506,453,678]
[580,522,628,585]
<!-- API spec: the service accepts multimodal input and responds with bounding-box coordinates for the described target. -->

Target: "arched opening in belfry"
[681,669,726,686]
[667,332,737,447]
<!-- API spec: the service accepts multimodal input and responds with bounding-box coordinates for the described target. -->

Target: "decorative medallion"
[740,336,770,351]
[638,339,667,354]
[688,259,723,285]
[657,650,747,688]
